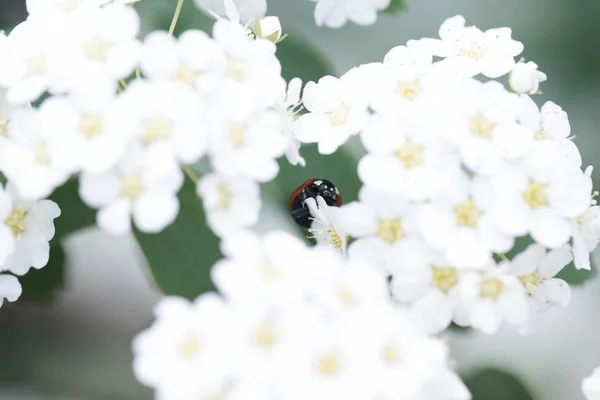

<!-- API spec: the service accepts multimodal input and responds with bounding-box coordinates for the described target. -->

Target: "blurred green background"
[1,0,600,399]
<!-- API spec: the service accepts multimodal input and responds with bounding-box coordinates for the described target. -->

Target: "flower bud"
[509,61,547,95]
[254,16,283,43]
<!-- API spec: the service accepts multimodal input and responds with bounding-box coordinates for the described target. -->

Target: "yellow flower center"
[144,117,172,144]
[397,80,422,100]
[481,278,504,300]
[26,55,45,76]
[455,200,480,227]
[5,209,26,237]
[338,288,358,307]
[255,325,277,349]
[228,123,246,149]
[35,143,51,165]
[470,114,494,138]
[227,58,246,81]
[120,175,144,199]
[172,65,197,86]
[382,343,400,366]
[84,38,110,61]
[62,0,79,11]
[317,353,341,376]
[79,114,103,139]
[0,119,8,136]
[202,395,225,400]
[460,47,483,60]
[377,219,403,243]
[179,336,201,359]
[524,181,548,208]
[397,141,424,168]
[535,130,546,140]
[259,262,281,280]
[328,104,350,126]
[432,267,458,292]
[215,184,231,209]
[520,272,540,295]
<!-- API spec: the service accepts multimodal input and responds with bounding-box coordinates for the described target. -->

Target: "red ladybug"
[288,178,342,228]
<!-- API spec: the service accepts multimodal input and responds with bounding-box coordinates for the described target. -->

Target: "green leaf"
[49,178,96,241]
[134,178,220,299]
[18,243,66,303]
[276,35,335,83]
[384,0,406,14]
[464,368,534,400]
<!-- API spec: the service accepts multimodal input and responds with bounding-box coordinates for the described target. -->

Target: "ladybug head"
[307,179,340,206]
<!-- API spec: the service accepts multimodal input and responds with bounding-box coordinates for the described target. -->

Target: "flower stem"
[168,0,185,36]
[498,253,510,262]
[182,165,199,183]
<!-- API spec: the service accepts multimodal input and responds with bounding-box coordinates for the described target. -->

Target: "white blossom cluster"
[0,0,303,238]
[582,366,600,400]
[133,230,470,400]
[296,15,600,335]
[194,0,391,29]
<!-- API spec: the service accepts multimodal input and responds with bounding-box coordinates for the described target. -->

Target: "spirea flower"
[583,366,600,400]
[311,0,392,29]
[133,230,469,400]
[509,60,547,95]
[0,274,22,308]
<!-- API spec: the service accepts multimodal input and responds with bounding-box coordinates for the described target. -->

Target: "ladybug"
[288,178,342,228]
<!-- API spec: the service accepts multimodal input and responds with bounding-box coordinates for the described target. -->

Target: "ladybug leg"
[290,206,312,228]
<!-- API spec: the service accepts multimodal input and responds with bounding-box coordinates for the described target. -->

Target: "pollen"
[455,200,480,227]
[329,104,350,126]
[228,123,246,149]
[26,55,45,76]
[84,38,110,61]
[144,117,172,144]
[535,130,546,140]
[460,47,483,61]
[328,228,344,250]
[377,219,403,243]
[255,325,277,349]
[470,115,494,138]
[397,141,424,168]
[0,119,8,136]
[524,181,548,208]
[338,288,358,307]
[172,65,197,86]
[520,272,540,295]
[62,0,79,11]
[432,267,458,292]
[382,343,400,366]
[121,175,144,200]
[397,80,422,101]
[216,184,231,209]
[259,262,281,280]
[179,336,201,359]
[227,58,246,81]
[79,114,103,138]
[35,143,51,165]
[5,209,26,237]
[481,278,504,300]
[317,353,342,377]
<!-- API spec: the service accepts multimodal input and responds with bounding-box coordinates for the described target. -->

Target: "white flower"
[140,29,224,95]
[416,370,472,400]
[572,179,600,270]
[510,244,571,315]
[0,106,78,200]
[296,69,370,155]
[583,366,600,400]
[197,174,261,237]
[358,114,461,201]
[0,183,60,276]
[209,108,286,182]
[490,145,591,248]
[254,16,283,43]
[390,240,468,334]
[305,196,348,254]
[79,145,183,235]
[211,230,319,308]
[422,15,524,78]
[344,186,421,273]
[0,186,17,267]
[194,0,267,23]
[420,173,513,268]
[457,265,530,334]
[26,0,110,15]
[311,0,391,29]
[278,77,306,167]
[0,274,22,308]
[118,79,207,172]
[509,61,547,95]
[132,294,239,398]
[57,3,141,83]
[443,79,531,175]
[519,95,580,168]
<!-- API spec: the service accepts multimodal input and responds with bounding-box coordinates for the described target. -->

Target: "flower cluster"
[0,0,301,237]
[582,366,600,400]
[133,230,469,400]
[296,15,600,334]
